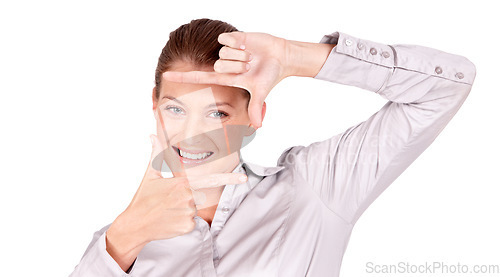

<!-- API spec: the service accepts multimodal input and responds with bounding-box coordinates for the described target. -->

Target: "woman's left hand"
[162,31,292,129]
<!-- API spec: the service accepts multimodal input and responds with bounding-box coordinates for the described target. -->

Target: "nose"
[181,115,219,146]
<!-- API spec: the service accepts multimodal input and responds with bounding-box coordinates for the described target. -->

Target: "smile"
[172,146,214,163]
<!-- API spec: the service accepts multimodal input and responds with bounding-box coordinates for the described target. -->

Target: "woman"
[70,18,476,276]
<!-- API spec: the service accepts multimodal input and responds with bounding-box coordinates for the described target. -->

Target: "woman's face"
[153,61,258,177]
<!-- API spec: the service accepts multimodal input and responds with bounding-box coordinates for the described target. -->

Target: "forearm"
[69,222,145,276]
[106,218,148,272]
[284,39,336,78]
[285,31,475,225]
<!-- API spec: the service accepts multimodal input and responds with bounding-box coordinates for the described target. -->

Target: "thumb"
[248,95,264,129]
[146,134,164,179]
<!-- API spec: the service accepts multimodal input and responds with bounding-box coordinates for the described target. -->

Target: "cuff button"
[455,72,464,79]
[382,51,390,58]
[345,39,353,46]
[369,48,378,55]
[357,43,365,50]
[435,66,443,74]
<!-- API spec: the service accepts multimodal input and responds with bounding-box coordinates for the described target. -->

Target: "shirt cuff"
[313,31,475,96]
[313,31,394,93]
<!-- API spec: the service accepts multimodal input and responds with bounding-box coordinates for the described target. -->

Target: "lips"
[172,146,214,164]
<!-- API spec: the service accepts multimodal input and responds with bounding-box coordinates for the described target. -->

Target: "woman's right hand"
[105,134,248,272]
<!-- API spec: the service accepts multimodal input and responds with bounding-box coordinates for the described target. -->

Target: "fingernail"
[240,44,246,50]
[239,175,248,182]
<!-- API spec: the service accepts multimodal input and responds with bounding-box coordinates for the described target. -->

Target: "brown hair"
[154,18,249,103]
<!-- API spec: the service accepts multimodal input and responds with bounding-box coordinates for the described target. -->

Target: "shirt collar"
[227,156,286,203]
[237,155,286,177]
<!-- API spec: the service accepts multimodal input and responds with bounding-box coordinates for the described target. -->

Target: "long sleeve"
[69,223,136,276]
[277,31,476,225]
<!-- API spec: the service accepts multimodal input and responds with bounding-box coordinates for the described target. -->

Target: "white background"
[1,0,498,276]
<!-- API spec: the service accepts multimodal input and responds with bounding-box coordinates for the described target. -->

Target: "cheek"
[156,119,183,143]
[210,125,248,155]
[156,118,186,134]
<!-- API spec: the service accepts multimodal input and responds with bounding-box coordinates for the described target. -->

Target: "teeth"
[179,149,211,160]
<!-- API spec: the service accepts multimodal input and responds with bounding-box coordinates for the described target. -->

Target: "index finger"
[162,70,236,87]
[187,173,248,190]
[218,31,246,50]
[146,110,166,179]
[145,133,165,179]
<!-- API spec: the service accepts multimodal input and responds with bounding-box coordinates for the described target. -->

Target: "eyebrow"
[161,95,234,108]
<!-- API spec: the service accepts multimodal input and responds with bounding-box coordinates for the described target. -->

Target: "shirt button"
[357,43,365,50]
[382,51,390,58]
[435,66,443,74]
[222,207,230,214]
[455,72,464,79]
[345,39,353,46]
[369,48,377,55]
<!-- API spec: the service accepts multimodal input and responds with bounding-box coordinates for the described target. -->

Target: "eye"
[208,110,228,119]
[164,105,185,115]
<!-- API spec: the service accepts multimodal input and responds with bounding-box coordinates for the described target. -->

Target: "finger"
[247,95,265,129]
[214,60,250,74]
[219,46,252,62]
[187,173,248,190]
[163,71,236,86]
[145,134,164,179]
[218,31,246,50]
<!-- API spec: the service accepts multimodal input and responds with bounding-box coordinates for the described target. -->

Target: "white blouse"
[69,31,476,277]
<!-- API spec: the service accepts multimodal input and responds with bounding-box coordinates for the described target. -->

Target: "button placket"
[199,225,218,277]
[209,184,234,236]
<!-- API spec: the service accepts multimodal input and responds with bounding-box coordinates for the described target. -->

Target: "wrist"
[109,212,149,248]
[284,39,336,78]
[106,215,149,269]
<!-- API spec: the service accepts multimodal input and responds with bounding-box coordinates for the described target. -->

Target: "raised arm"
[277,31,476,224]
[161,30,476,225]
